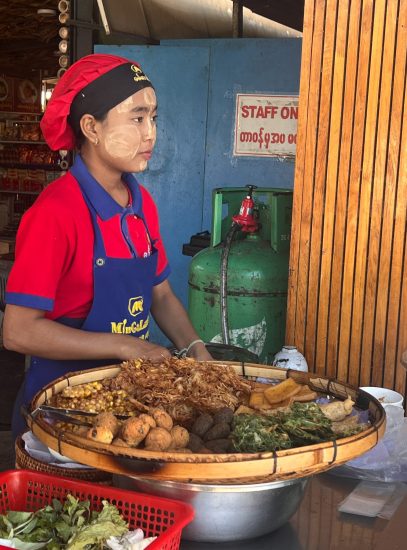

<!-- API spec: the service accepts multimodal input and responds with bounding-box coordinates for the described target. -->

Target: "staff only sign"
[234,94,299,157]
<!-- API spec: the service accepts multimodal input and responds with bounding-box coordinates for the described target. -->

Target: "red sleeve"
[6,199,72,311]
[139,185,170,283]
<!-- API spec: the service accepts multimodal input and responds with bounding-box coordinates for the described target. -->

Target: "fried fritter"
[103,357,251,425]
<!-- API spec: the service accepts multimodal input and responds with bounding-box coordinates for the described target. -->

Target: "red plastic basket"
[0,470,194,550]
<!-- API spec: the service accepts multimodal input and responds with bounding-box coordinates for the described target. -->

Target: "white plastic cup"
[359,386,404,409]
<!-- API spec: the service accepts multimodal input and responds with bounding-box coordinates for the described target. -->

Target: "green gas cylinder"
[188,187,292,364]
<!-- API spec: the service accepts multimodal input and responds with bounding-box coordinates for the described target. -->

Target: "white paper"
[338,481,397,517]
[22,431,92,469]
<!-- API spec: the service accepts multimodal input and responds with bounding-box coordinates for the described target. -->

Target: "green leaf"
[7,512,33,526]
[53,520,73,543]
[0,536,50,549]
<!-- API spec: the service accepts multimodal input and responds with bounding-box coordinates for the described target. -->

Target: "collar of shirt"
[70,154,143,221]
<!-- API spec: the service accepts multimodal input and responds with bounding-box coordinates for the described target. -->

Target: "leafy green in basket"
[0,494,128,549]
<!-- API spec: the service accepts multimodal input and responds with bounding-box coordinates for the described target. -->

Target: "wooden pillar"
[286,0,407,396]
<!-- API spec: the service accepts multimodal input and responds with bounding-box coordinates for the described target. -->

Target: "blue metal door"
[96,40,301,345]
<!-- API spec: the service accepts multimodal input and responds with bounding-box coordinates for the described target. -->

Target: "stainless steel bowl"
[114,475,308,542]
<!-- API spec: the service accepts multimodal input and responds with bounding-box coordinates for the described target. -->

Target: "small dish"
[360,386,404,408]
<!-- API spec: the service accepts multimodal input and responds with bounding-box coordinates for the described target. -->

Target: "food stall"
[15,357,387,543]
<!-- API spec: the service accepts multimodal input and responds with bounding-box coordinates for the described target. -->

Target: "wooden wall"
[286,0,407,397]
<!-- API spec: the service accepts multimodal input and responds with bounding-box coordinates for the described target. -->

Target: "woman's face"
[97,87,157,173]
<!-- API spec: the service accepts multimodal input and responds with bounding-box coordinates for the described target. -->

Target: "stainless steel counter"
[180,473,407,550]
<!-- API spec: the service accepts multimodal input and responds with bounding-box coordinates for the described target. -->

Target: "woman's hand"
[187,341,213,361]
[118,337,172,362]
[151,280,214,362]
[3,304,172,363]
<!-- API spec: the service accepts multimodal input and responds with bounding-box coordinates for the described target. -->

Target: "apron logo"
[111,317,149,334]
[128,296,144,317]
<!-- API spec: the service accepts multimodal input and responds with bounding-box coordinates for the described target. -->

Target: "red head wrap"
[40,53,150,151]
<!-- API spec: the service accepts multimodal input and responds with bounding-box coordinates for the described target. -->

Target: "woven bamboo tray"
[26,362,386,483]
[15,435,112,484]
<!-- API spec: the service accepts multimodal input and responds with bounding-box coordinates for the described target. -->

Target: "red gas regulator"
[232,184,259,232]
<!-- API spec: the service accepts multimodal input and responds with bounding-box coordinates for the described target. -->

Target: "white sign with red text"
[234,94,299,157]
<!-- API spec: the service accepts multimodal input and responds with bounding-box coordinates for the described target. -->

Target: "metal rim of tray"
[27,361,386,483]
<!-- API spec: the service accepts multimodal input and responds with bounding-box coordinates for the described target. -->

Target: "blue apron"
[12,169,158,437]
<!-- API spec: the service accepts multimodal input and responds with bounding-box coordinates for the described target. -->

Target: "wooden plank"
[286,0,316,343]
[292,0,327,350]
[394,61,407,396]
[348,0,383,386]
[305,0,339,374]
[287,0,405,397]
[358,0,390,386]
[338,0,375,387]
[315,0,349,378]
[369,0,400,387]
[332,0,362,384]
[384,0,407,393]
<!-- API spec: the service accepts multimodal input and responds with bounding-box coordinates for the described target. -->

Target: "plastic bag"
[331,405,407,482]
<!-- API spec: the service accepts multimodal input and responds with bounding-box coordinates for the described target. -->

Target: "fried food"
[103,357,252,425]
[319,397,354,421]
[150,408,173,431]
[191,413,214,437]
[121,417,151,446]
[187,433,204,452]
[86,426,114,444]
[264,378,302,404]
[111,437,131,448]
[144,427,173,451]
[213,407,234,425]
[249,391,265,409]
[170,425,190,449]
[138,413,156,429]
[94,412,120,437]
[290,386,318,403]
[203,421,231,441]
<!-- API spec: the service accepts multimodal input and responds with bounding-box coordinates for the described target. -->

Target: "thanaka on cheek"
[103,125,142,160]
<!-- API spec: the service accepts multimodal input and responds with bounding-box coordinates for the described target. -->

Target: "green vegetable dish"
[231,402,364,453]
[0,494,128,549]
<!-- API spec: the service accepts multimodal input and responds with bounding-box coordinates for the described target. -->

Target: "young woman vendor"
[3,54,212,437]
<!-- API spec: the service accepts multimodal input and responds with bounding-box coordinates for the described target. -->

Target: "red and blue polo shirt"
[5,156,170,320]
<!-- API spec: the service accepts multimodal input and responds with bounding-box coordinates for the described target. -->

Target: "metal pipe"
[232,0,243,38]
[220,222,240,344]
[96,0,111,35]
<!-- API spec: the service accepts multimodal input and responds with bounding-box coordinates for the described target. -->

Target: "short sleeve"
[5,201,72,311]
